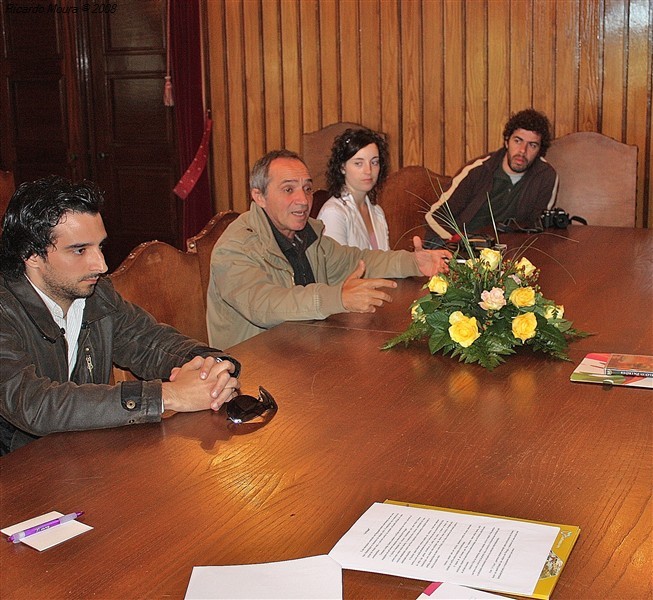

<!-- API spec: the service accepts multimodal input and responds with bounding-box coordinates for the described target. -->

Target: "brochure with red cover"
[570,353,653,389]
[604,353,653,377]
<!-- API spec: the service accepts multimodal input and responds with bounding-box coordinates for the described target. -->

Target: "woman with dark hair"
[317,127,390,250]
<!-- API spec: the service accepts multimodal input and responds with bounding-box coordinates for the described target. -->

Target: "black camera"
[541,208,571,229]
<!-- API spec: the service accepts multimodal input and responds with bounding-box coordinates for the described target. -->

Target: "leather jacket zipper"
[85,349,94,383]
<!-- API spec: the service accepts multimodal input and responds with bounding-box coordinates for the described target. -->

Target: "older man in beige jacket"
[207,150,451,349]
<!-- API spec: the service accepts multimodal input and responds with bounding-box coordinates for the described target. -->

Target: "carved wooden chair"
[309,189,331,219]
[110,241,208,344]
[109,210,239,381]
[545,132,638,227]
[111,210,239,342]
[377,166,451,250]
[186,210,240,313]
[301,122,363,190]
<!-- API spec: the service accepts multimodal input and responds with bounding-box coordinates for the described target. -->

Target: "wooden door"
[85,0,180,270]
[0,0,181,271]
[0,0,86,182]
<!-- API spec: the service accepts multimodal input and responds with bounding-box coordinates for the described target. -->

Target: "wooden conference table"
[1,226,651,599]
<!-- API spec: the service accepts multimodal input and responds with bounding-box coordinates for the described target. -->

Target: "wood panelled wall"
[206,0,652,227]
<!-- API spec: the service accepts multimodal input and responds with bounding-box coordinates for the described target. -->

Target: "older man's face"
[252,158,313,239]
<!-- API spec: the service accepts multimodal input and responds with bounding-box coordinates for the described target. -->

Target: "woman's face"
[343,143,380,197]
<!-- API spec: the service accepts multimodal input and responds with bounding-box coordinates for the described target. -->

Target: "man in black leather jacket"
[0,176,241,454]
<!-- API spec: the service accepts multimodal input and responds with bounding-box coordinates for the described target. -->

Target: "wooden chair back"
[309,189,331,219]
[110,210,240,345]
[377,166,451,250]
[0,170,16,224]
[301,122,362,190]
[545,132,638,227]
[109,211,239,382]
[186,210,240,312]
[110,241,208,344]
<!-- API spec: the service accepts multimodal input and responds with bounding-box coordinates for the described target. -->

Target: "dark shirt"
[466,167,526,231]
[266,214,317,286]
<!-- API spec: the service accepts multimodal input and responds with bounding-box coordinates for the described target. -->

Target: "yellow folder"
[385,500,580,600]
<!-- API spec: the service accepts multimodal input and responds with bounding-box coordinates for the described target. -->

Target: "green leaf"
[425,310,450,329]
[532,321,569,358]
[503,277,520,296]
[382,321,427,350]
[428,326,451,354]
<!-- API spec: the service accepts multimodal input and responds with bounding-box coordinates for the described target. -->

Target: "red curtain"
[169,0,213,241]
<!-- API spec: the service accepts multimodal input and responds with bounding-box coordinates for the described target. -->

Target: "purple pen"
[7,512,84,544]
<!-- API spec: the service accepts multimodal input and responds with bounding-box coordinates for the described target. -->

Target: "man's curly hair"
[503,109,553,156]
[326,128,389,204]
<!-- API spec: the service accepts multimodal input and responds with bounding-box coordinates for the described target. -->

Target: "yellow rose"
[427,275,448,295]
[479,248,502,270]
[512,312,537,342]
[515,257,536,276]
[448,311,481,348]
[544,304,565,320]
[509,286,535,308]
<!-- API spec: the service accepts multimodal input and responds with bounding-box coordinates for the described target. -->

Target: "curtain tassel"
[163,75,174,107]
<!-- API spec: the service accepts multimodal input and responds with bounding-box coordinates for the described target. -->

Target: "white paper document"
[328,502,559,596]
[1,511,92,551]
[418,581,508,599]
[184,554,342,600]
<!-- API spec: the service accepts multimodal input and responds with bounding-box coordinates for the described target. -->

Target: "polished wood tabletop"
[1,226,651,600]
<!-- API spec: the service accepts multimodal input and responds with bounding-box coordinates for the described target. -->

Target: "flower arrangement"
[383,203,588,370]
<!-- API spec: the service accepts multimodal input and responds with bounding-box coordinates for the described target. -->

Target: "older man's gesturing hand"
[341,260,397,313]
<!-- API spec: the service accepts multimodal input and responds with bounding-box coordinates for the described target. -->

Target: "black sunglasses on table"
[225,386,277,424]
